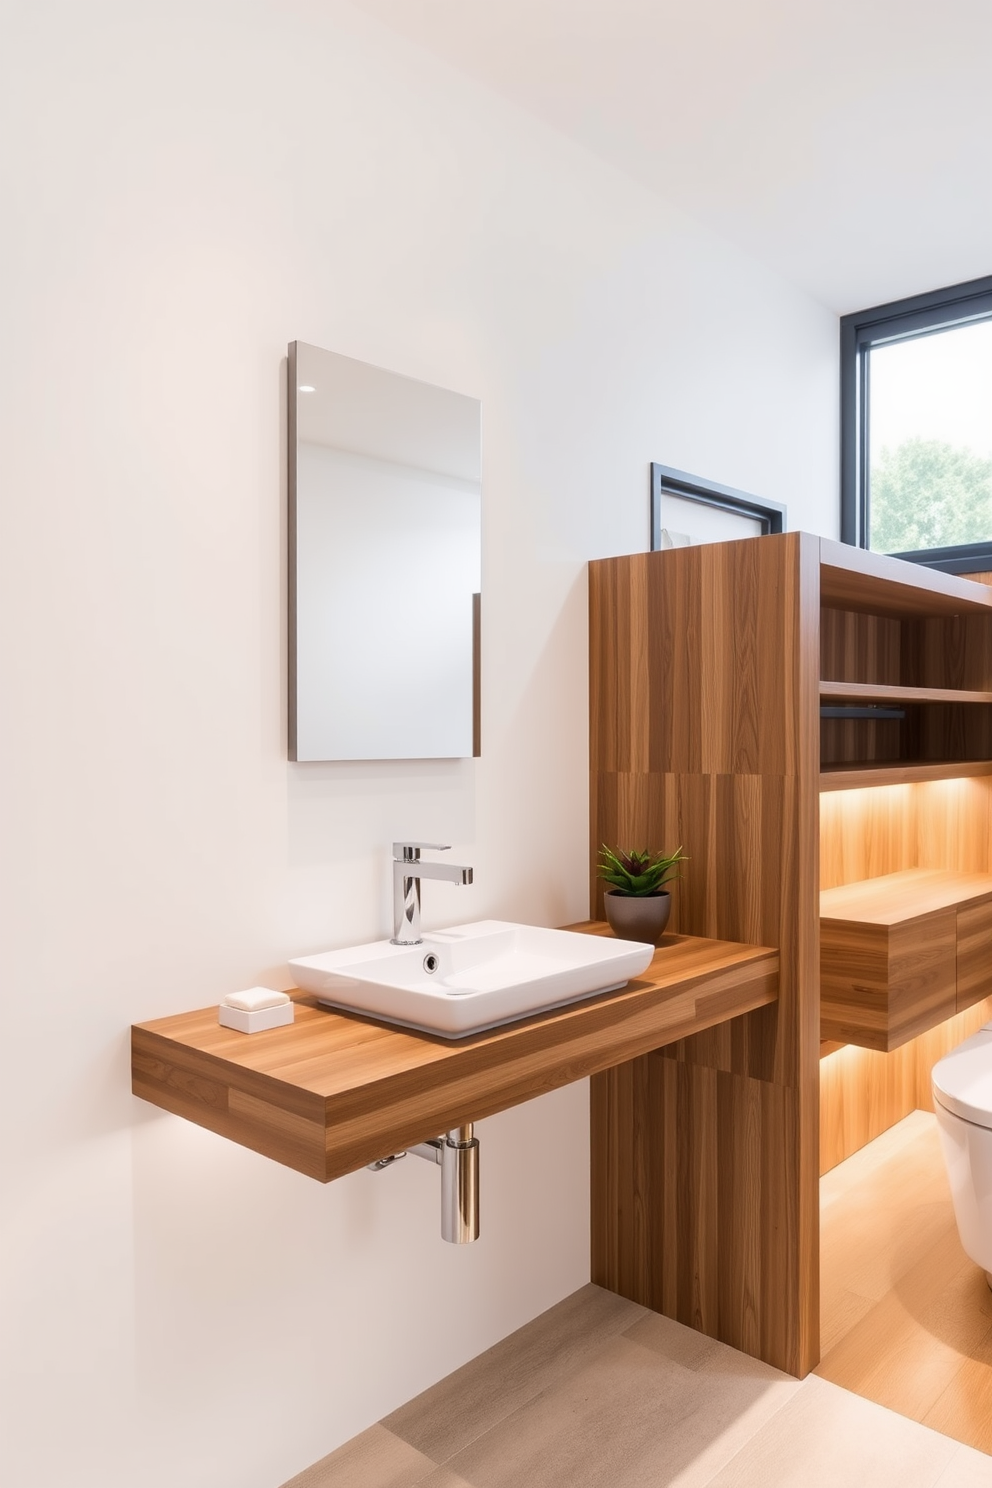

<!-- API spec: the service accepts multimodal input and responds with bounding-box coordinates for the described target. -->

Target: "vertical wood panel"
[904,613,992,691]
[820,776,992,891]
[820,785,918,889]
[916,775,992,871]
[820,608,901,685]
[819,996,992,1172]
[819,1040,917,1173]
[820,715,902,768]
[957,899,992,1011]
[590,533,820,1377]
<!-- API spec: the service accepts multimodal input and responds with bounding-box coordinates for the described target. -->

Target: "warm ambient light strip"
[819,760,992,791]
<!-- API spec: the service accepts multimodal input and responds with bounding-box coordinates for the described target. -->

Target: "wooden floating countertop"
[131,927,778,1183]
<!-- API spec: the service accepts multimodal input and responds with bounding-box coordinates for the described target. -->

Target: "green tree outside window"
[870,438,992,553]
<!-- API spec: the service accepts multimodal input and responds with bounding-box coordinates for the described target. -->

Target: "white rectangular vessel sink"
[288,920,656,1038]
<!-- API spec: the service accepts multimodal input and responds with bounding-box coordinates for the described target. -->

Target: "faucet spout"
[413,862,474,885]
[391,842,473,946]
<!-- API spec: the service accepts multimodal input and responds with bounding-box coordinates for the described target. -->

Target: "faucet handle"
[393,841,451,860]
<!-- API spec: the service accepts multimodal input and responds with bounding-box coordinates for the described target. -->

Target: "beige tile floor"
[281,1282,991,1488]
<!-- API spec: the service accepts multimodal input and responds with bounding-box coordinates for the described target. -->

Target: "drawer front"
[821,910,958,1053]
[820,919,890,1050]
[957,898,992,1012]
[888,908,957,1049]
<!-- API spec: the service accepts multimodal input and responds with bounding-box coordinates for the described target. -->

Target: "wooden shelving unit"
[818,550,992,1173]
[588,534,992,1380]
[818,547,992,1038]
[132,930,777,1182]
[819,546,992,790]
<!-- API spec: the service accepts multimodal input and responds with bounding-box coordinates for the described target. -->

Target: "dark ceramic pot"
[603,890,671,945]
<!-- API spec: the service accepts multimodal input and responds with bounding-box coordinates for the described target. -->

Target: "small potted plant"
[597,844,687,945]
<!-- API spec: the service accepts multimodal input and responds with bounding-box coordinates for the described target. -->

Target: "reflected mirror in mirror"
[288,342,481,761]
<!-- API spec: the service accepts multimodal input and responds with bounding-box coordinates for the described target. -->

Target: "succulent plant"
[597,844,687,897]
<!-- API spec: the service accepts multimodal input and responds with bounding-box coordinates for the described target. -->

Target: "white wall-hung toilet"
[932,1023,992,1288]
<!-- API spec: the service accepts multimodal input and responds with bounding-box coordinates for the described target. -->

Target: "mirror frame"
[287,341,481,762]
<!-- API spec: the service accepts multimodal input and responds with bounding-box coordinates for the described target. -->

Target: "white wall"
[0,3,838,1485]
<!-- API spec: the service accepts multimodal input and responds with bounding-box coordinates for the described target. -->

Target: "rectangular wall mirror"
[289,342,482,761]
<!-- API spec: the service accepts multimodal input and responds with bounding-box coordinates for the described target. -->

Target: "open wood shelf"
[132,928,778,1184]
[819,759,992,791]
[819,538,992,619]
[820,680,992,706]
[819,552,992,788]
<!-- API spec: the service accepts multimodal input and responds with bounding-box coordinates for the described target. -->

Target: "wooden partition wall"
[588,533,821,1379]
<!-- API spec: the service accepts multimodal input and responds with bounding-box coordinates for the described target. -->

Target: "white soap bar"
[223,987,290,1012]
[218,1000,294,1034]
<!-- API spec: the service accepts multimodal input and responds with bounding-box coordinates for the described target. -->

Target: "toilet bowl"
[932,1023,992,1286]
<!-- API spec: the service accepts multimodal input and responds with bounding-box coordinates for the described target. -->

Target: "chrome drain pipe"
[367,1123,480,1244]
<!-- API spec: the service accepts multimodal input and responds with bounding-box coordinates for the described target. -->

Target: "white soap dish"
[218,987,294,1034]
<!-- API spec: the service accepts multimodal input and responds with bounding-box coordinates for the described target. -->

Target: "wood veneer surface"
[821,606,901,687]
[816,566,992,1171]
[587,536,992,1379]
[819,560,992,784]
[589,532,820,1378]
[821,867,992,924]
[820,774,992,892]
[956,899,992,1011]
[820,759,992,791]
[818,999,992,1174]
[820,908,957,1052]
[819,539,992,618]
[132,930,777,1183]
[820,869,992,1051]
[820,680,992,705]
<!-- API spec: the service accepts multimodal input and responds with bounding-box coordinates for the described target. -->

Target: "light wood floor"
[818,1109,992,1457]
[281,1281,988,1488]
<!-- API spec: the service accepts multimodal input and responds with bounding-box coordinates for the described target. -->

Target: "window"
[841,274,992,572]
[649,464,785,551]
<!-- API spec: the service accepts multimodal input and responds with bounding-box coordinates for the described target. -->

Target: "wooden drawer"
[957,897,992,1012]
[821,908,956,1052]
[821,869,992,1051]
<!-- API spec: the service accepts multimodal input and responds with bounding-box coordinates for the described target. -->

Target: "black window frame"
[841,273,992,573]
[650,463,785,552]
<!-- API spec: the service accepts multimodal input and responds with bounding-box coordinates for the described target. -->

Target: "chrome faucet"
[392,842,473,945]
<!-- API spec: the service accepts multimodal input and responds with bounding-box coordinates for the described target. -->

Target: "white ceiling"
[352,0,992,314]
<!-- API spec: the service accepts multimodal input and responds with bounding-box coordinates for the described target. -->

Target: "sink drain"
[423,952,439,974]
